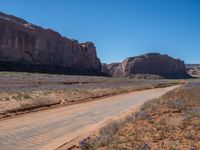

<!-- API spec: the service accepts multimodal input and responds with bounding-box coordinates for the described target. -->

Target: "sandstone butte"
[102,53,189,79]
[0,12,101,75]
[186,64,200,77]
[0,12,190,78]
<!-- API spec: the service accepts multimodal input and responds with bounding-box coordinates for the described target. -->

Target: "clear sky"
[0,0,200,64]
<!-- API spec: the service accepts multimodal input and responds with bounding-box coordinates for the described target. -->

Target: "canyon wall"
[0,12,101,75]
[102,53,189,79]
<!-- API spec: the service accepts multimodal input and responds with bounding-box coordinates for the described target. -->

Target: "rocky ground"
[0,72,180,119]
[80,82,200,150]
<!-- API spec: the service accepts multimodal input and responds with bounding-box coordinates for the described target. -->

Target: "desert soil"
[81,82,200,150]
[0,72,179,119]
[0,85,178,150]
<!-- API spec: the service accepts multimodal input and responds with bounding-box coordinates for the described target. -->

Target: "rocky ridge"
[0,12,101,75]
[102,53,189,79]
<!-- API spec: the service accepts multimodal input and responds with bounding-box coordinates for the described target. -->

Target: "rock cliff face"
[0,12,101,75]
[186,64,200,77]
[101,63,123,76]
[102,53,189,78]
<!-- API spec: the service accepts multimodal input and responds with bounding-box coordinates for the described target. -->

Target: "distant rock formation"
[0,12,101,75]
[102,53,189,79]
[186,64,200,77]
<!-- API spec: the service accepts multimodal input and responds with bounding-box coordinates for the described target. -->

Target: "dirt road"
[0,86,178,150]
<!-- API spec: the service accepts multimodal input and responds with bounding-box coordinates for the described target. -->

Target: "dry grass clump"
[80,82,200,150]
[80,111,152,150]
[0,77,179,119]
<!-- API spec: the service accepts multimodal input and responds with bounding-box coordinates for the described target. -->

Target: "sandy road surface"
[0,86,178,150]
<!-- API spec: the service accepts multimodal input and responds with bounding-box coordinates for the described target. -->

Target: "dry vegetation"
[0,72,180,119]
[80,82,200,150]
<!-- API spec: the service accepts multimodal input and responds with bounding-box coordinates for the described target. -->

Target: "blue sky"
[0,0,200,64]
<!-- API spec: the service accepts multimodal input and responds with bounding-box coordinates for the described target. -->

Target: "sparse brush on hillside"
[80,82,200,150]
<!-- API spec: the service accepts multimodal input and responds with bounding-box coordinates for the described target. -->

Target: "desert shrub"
[141,98,162,114]
[185,108,200,118]
[134,111,152,120]
[80,82,200,150]
[136,143,151,150]
[80,121,123,150]
[80,111,153,149]
[167,99,186,110]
